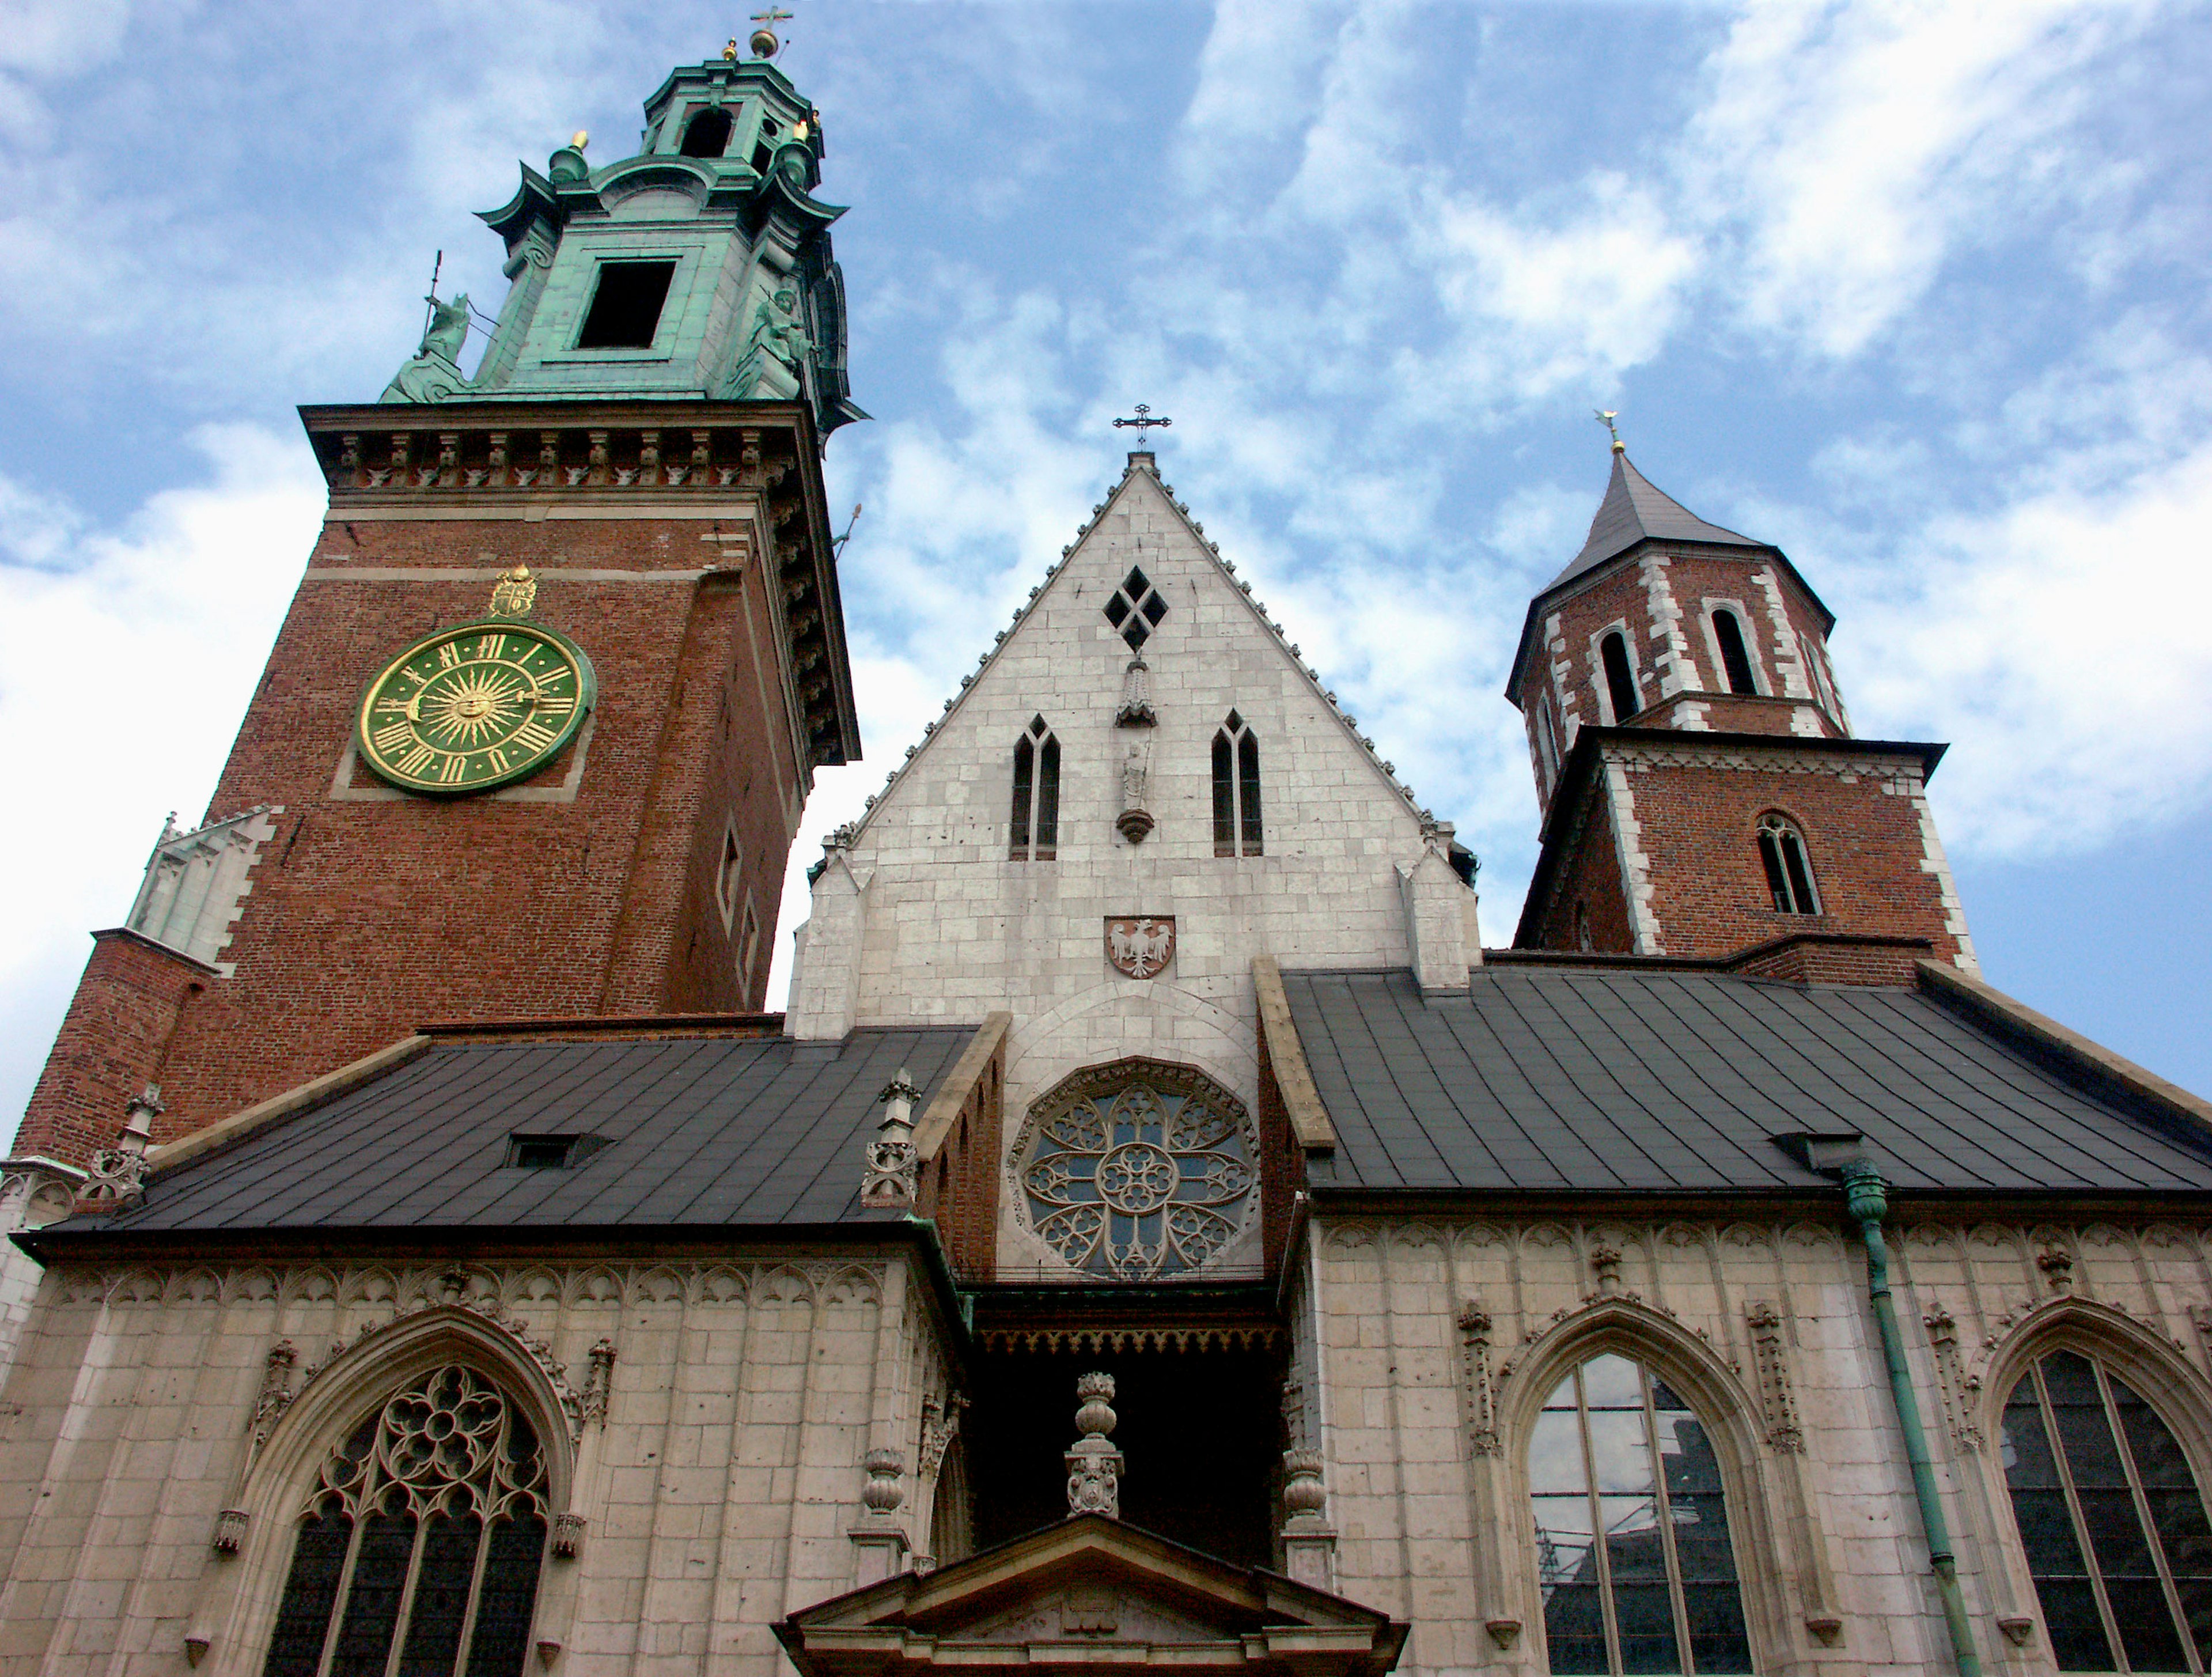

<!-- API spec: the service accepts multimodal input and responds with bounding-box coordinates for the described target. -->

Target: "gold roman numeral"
[372,721,413,753]
[437,642,461,669]
[486,747,510,773]
[396,744,437,775]
[476,633,506,660]
[535,695,575,717]
[511,720,558,754]
[437,754,468,784]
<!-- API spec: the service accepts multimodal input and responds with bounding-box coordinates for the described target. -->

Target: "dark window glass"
[263,1511,353,1677]
[1010,735,1034,858]
[1212,733,1236,856]
[679,108,733,158]
[575,261,676,350]
[260,1369,548,1677]
[1532,1354,1751,1676]
[2001,1350,2212,1672]
[1237,732,1263,856]
[1600,632,1640,722]
[464,1515,546,1677]
[1757,817,1820,914]
[1712,611,1758,695]
[1035,736,1060,859]
[328,1506,414,1677]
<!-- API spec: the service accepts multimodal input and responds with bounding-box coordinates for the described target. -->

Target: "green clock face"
[357,620,595,795]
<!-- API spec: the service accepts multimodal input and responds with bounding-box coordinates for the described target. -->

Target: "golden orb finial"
[571,129,589,150]
[1594,408,1624,453]
[724,38,739,60]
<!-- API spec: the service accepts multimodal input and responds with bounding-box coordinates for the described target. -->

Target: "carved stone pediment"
[776,1514,1406,1677]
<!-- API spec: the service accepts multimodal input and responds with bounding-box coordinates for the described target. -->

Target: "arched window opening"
[1711,610,1758,696]
[679,107,733,158]
[1599,633,1641,723]
[1536,704,1561,789]
[1213,711,1262,857]
[1574,900,1593,952]
[1009,717,1058,861]
[1755,815,1820,915]
[930,1436,974,1568]
[1999,1349,2212,1673]
[1530,1352,1752,1676]
[263,1365,548,1677]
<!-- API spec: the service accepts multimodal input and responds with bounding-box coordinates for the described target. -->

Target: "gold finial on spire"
[571,130,589,150]
[724,38,740,60]
[1594,408,1624,453]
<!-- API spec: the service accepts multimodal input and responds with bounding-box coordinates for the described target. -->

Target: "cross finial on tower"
[749,6,793,57]
[1594,408,1624,453]
[1112,403,1172,442]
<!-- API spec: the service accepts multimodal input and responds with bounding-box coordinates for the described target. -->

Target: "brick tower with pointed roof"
[1502,440,1977,980]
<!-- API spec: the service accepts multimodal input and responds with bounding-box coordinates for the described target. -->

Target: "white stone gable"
[786,456,1478,1274]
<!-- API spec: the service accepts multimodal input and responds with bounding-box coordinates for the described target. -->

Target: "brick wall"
[15,503,806,1159]
[1526,741,1968,967]
[11,932,209,1166]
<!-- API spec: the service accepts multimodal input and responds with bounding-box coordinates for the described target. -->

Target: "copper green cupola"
[381,50,863,436]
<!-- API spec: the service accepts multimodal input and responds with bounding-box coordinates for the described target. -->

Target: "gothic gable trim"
[775,1513,1407,1677]
[830,457,1434,856]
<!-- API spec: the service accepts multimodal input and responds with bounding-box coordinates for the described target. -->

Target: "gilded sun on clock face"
[356,622,596,795]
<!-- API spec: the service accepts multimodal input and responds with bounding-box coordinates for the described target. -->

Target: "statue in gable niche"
[419,292,472,363]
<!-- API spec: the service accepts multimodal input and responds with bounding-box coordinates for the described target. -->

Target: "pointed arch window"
[2000,1349,2212,1673]
[1010,716,1059,861]
[1755,815,1820,915]
[1711,610,1758,696]
[262,1365,548,1677]
[1212,712,1262,857]
[1530,1352,1752,1675]
[1599,632,1642,723]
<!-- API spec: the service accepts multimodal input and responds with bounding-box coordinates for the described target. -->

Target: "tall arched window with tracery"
[1212,711,1262,857]
[263,1365,549,1677]
[1529,1352,1752,1675]
[1999,1347,2212,1672]
[1009,716,1060,861]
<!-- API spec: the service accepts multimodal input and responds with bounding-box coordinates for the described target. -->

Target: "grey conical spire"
[1549,452,1764,588]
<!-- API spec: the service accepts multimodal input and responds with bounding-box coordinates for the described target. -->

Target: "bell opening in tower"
[575,260,677,350]
[679,107,733,158]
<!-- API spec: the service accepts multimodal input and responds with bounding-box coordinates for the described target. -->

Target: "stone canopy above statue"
[381,55,865,438]
[775,1516,1408,1677]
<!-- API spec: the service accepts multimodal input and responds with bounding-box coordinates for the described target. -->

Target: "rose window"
[1014,1061,1256,1279]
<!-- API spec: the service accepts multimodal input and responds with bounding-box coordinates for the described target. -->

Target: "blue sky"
[3,0,2210,1126]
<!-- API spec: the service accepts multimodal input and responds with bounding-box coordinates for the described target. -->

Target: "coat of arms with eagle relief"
[1104,916,1175,979]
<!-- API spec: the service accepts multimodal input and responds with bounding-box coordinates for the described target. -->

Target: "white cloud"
[1841,437,2212,854]
[0,427,325,1122]
[1685,0,2153,356]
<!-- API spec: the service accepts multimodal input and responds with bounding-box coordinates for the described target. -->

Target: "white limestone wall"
[1301,1214,2212,1677]
[0,1252,960,1677]
[790,461,1468,1267]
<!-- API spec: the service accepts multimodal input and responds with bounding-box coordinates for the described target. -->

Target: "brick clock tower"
[1505,435,1978,982]
[9,51,864,1188]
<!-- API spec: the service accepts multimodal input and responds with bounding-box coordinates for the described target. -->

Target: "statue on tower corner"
[380,290,472,404]
[721,283,812,401]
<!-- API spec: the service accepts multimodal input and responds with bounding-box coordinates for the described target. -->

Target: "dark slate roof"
[1549,452,1764,589]
[1284,967,2212,1195]
[40,1027,977,1237]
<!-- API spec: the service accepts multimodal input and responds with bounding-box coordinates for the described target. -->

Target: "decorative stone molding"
[245,1338,300,1470]
[294,1297,585,1441]
[862,1070,922,1206]
[1486,1621,1522,1651]
[1922,1307,1984,1451]
[1587,1243,1627,1300]
[1744,1303,1805,1453]
[918,1391,967,1481]
[1279,1450,1336,1589]
[2037,1244,2076,1294]
[210,1508,249,1554]
[1115,656,1156,727]
[1999,1616,2036,1647]
[1066,1372,1123,1518]
[550,1511,587,1561]
[1457,1302,1502,1458]
[578,1338,616,1429]
[863,1449,905,1514]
